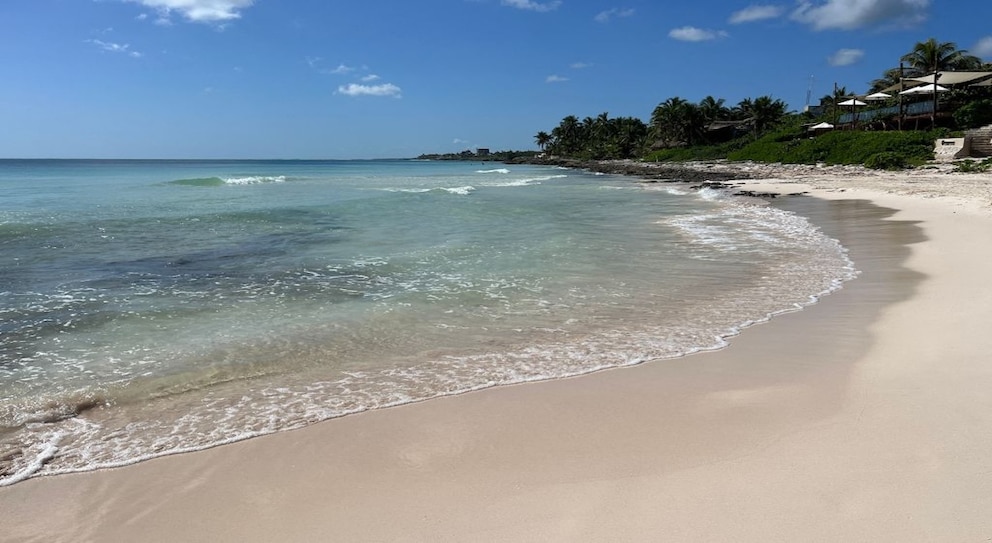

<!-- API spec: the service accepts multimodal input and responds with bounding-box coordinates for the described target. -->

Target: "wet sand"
[3,164,992,542]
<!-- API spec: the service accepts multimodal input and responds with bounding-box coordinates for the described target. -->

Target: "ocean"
[0,159,855,485]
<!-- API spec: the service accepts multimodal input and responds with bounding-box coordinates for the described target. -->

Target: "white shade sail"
[864,92,892,101]
[899,84,949,95]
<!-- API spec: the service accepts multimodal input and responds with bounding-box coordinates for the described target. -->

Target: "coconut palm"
[750,95,787,137]
[650,97,705,147]
[549,115,581,155]
[698,96,729,124]
[534,131,551,152]
[901,38,982,76]
[870,69,903,93]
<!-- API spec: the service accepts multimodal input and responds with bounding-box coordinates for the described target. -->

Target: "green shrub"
[727,130,936,165]
[953,100,992,129]
[954,158,992,173]
[644,139,747,162]
[864,152,909,170]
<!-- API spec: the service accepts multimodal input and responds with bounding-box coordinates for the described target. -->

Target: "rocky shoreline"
[505,156,754,183]
[507,156,992,208]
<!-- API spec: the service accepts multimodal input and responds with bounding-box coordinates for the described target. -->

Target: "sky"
[2,0,991,159]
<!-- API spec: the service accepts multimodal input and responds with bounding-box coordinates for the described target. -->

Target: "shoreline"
[4,164,992,541]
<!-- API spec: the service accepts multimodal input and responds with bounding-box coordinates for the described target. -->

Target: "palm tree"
[650,97,705,147]
[698,96,729,124]
[870,69,902,93]
[901,38,982,76]
[750,95,787,137]
[550,115,581,155]
[534,131,551,152]
[731,98,754,121]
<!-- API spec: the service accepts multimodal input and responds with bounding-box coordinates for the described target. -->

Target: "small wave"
[378,186,475,195]
[168,176,288,187]
[223,175,287,185]
[169,177,226,187]
[440,186,475,195]
[482,174,567,188]
[475,168,510,174]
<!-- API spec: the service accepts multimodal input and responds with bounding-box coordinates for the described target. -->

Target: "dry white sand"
[3,163,992,542]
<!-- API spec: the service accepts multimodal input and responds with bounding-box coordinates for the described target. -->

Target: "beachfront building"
[834,70,992,131]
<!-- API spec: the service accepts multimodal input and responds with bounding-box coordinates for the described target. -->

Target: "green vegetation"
[954,158,992,173]
[527,37,990,169]
[953,99,992,129]
[729,129,940,168]
[417,149,541,161]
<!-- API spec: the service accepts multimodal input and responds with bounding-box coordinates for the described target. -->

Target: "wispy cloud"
[570,62,592,69]
[329,63,355,75]
[974,36,992,59]
[501,0,561,12]
[668,26,728,42]
[828,48,865,66]
[546,74,569,83]
[337,83,402,98]
[86,39,143,58]
[791,0,929,31]
[729,4,785,24]
[124,0,254,24]
[594,7,634,23]
[360,74,381,82]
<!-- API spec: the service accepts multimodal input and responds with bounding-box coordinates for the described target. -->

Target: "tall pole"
[932,71,939,129]
[898,62,904,131]
[833,82,839,126]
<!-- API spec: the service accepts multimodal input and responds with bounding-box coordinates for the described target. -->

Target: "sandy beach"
[3,162,992,542]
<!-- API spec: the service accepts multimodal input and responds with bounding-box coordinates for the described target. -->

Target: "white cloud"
[828,48,865,66]
[87,39,143,58]
[974,36,992,60]
[546,74,569,83]
[453,138,469,145]
[501,0,561,12]
[329,63,355,75]
[594,8,634,23]
[337,83,402,98]
[360,74,381,82]
[570,62,592,69]
[729,4,784,24]
[668,26,728,42]
[124,0,254,24]
[791,0,929,31]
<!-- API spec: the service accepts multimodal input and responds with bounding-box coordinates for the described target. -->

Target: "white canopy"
[905,71,992,86]
[899,83,949,95]
[864,92,891,101]
[838,98,868,106]
[809,122,834,130]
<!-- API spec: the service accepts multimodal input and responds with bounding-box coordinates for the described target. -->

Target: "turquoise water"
[0,159,854,484]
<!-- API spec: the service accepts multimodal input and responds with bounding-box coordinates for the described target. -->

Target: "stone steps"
[966,125,992,157]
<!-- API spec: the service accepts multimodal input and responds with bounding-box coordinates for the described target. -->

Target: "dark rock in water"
[690,181,741,191]
[733,190,779,198]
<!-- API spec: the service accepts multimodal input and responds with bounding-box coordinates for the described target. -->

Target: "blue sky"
[2,0,990,158]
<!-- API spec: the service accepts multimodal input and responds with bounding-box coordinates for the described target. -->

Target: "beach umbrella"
[899,84,949,95]
[837,99,867,127]
[864,92,891,101]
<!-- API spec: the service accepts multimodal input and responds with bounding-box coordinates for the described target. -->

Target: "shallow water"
[0,159,855,484]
